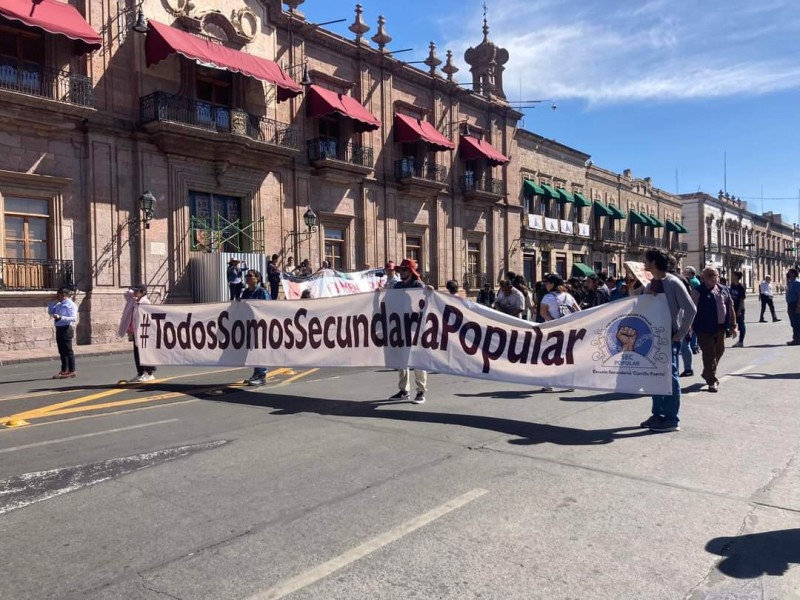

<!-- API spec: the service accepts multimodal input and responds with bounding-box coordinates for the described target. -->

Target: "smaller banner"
[281,268,383,299]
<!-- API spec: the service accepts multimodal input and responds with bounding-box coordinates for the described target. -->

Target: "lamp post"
[287,207,318,244]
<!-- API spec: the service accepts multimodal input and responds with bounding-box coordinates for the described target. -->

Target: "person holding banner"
[118,285,157,383]
[241,269,270,386]
[387,258,428,404]
[641,248,697,432]
[380,261,400,289]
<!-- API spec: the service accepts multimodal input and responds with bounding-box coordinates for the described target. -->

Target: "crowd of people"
[47,250,800,432]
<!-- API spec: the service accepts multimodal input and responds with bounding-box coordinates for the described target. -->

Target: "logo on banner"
[590,313,666,368]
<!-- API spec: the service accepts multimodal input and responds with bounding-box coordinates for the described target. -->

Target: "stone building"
[0,0,524,351]
[680,191,798,291]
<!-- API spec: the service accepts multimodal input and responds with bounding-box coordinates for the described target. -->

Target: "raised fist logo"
[616,326,637,352]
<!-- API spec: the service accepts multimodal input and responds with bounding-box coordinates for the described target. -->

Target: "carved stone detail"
[231,8,258,41]
[165,0,195,18]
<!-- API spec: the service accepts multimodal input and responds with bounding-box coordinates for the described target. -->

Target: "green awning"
[556,188,574,203]
[540,183,561,199]
[571,262,595,278]
[677,222,689,234]
[594,201,613,217]
[523,179,545,196]
[573,192,592,207]
[629,210,648,225]
[608,204,626,219]
[665,220,681,233]
[650,215,665,228]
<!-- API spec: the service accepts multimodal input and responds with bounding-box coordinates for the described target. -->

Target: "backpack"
[548,292,576,318]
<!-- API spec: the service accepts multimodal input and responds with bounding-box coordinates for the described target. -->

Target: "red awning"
[459,135,509,166]
[307,85,381,133]
[145,20,302,102]
[393,113,455,152]
[0,0,102,53]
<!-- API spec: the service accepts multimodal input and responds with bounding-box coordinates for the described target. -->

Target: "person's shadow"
[706,529,800,577]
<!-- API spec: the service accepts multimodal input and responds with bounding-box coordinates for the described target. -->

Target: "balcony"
[630,235,662,249]
[463,272,489,292]
[0,58,94,120]
[0,259,74,292]
[394,159,448,196]
[593,229,626,251]
[460,176,505,202]
[306,138,374,182]
[139,92,298,166]
[672,241,689,253]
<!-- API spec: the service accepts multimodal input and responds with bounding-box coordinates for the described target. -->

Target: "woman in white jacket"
[118,284,156,382]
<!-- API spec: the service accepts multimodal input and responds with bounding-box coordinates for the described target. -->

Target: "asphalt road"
[1,311,799,599]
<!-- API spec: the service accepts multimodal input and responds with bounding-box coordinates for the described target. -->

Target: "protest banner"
[137,291,672,394]
[281,269,383,299]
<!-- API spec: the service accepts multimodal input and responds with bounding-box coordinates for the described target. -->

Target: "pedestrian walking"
[785,267,800,345]
[386,258,428,404]
[640,248,697,432]
[227,258,244,301]
[266,254,282,300]
[691,267,736,393]
[538,273,580,392]
[758,275,781,322]
[48,287,78,379]
[582,273,611,308]
[119,285,157,382]
[241,269,270,386]
[729,271,747,347]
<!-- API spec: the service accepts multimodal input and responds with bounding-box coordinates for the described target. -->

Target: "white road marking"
[248,488,489,600]
[0,419,179,454]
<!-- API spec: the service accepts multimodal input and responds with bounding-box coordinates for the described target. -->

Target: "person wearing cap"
[380,260,400,289]
[387,258,428,404]
[48,287,78,379]
[118,284,156,382]
[227,258,244,301]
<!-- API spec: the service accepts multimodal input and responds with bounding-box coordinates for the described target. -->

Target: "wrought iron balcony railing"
[306,138,374,167]
[631,235,658,248]
[0,58,93,107]
[599,229,627,244]
[672,241,689,253]
[460,176,505,196]
[140,92,298,149]
[394,159,447,183]
[463,272,489,291]
[0,259,74,292]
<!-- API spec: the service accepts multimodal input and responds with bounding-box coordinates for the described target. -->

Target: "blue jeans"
[651,341,681,423]
[680,339,693,372]
[736,313,746,344]
[690,331,699,352]
[789,302,800,342]
[252,368,268,379]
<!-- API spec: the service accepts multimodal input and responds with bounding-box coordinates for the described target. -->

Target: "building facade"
[0,0,525,350]
[681,191,798,291]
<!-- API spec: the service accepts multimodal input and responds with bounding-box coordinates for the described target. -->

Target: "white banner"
[280,269,383,299]
[136,292,673,394]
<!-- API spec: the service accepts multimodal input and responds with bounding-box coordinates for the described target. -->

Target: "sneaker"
[640,414,662,428]
[140,373,155,381]
[708,381,719,392]
[650,418,680,433]
[732,341,743,348]
[412,391,426,404]
[129,374,146,383]
[758,319,767,323]
[680,370,694,377]
[389,390,410,400]
[247,377,266,386]
[773,318,782,322]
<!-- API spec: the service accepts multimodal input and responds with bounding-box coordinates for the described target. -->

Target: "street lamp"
[287,207,318,243]
[127,191,157,234]
[282,58,313,87]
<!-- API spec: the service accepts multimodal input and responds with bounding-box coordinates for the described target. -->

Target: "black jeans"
[229,282,243,301]
[269,280,280,300]
[133,343,156,376]
[55,326,75,373]
[759,294,777,320]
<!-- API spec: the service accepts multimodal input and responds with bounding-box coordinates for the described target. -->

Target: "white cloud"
[439,0,800,104]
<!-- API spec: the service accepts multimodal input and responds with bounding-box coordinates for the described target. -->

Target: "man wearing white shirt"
[758,275,780,322]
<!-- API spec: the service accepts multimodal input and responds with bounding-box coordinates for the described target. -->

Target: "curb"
[0,347,130,367]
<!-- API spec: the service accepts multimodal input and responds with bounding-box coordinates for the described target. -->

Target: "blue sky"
[301,0,800,225]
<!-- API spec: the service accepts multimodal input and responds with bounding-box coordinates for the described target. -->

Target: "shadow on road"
[733,372,800,381]
[706,529,800,578]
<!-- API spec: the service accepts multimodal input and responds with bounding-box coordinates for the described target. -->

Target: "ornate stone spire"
[283,0,305,19]
[424,41,441,76]
[464,4,509,99]
[349,4,370,45]
[442,49,459,82]
[371,15,392,53]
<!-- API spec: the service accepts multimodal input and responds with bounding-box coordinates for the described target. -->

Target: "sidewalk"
[0,341,131,366]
